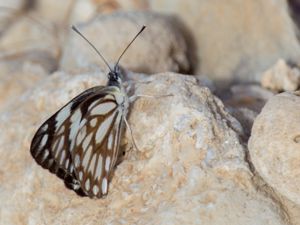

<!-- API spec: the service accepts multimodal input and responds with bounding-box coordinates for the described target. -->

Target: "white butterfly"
[30,25,145,198]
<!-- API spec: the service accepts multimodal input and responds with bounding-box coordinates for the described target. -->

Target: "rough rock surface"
[60,11,190,74]
[261,59,300,92]
[0,72,286,225]
[149,0,300,84]
[0,62,47,111]
[0,13,60,73]
[249,91,300,205]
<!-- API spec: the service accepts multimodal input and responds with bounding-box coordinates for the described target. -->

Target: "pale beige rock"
[0,13,60,72]
[261,59,300,91]
[249,91,300,206]
[0,0,25,8]
[0,62,47,112]
[149,0,300,85]
[60,11,190,74]
[33,0,74,24]
[70,0,149,24]
[0,72,287,224]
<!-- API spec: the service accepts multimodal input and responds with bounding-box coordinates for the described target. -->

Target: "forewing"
[72,92,124,198]
[30,86,105,193]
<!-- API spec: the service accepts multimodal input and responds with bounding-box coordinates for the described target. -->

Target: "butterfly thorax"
[107,70,129,113]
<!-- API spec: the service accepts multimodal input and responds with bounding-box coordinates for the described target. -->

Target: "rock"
[32,0,74,24]
[70,0,149,23]
[249,91,300,206]
[149,0,300,85]
[261,59,300,92]
[0,0,33,34]
[0,62,47,112]
[0,13,60,73]
[0,71,287,224]
[60,11,190,74]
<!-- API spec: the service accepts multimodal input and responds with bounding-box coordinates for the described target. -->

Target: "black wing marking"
[30,86,105,194]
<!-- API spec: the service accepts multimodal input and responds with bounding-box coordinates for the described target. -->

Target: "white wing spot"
[90,118,97,127]
[102,177,108,194]
[90,102,116,116]
[70,164,74,173]
[55,136,65,158]
[69,109,82,149]
[74,154,80,167]
[105,156,111,172]
[88,154,97,175]
[95,155,103,180]
[40,134,48,147]
[65,158,69,169]
[79,118,87,129]
[108,134,113,150]
[76,126,87,146]
[104,95,115,100]
[60,150,66,165]
[88,100,100,111]
[82,132,93,152]
[55,104,71,132]
[41,149,49,162]
[78,171,83,180]
[82,146,92,170]
[95,112,115,144]
[85,178,90,191]
[93,185,99,195]
[57,125,65,135]
[41,123,48,132]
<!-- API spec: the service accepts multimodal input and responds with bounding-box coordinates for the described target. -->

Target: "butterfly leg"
[123,116,140,152]
[129,94,173,103]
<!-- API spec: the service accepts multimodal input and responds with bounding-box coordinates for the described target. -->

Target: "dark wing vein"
[30,86,105,194]
[72,93,124,198]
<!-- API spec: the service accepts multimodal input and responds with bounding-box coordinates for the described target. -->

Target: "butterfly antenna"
[71,25,113,73]
[115,25,146,71]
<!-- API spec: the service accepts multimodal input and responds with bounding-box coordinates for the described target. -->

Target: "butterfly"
[30,25,146,198]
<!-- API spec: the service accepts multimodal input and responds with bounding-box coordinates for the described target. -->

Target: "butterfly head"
[107,66,123,87]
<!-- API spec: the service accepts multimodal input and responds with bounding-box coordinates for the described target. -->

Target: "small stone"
[249,92,300,205]
[261,59,300,91]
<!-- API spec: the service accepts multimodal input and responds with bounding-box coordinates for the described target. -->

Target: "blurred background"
[1,0,300,119]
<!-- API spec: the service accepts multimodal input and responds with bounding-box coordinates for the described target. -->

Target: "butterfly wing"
[30,86,104,194]
[72,91,125,197]
[30,86,126,197]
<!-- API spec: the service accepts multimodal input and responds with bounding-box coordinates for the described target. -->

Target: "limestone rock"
[149,0,300,85]
[249,91,300,206]
[261,59,300,92]
[0,13,60,73]
[60,11,190,74]
[32,0,74,24]
[0,71,286,225]
[70,0,149,23]
[0,62,47,112]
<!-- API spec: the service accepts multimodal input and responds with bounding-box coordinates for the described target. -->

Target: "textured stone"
[33,0,74,24]
[70,0,149,23]
[261,59,300,91]
[149,0,300,85]
[60,11,190,74]
[0,62,47,112]
[0,72,286,225]
[0,13,60,73]
[249,91,300,205]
